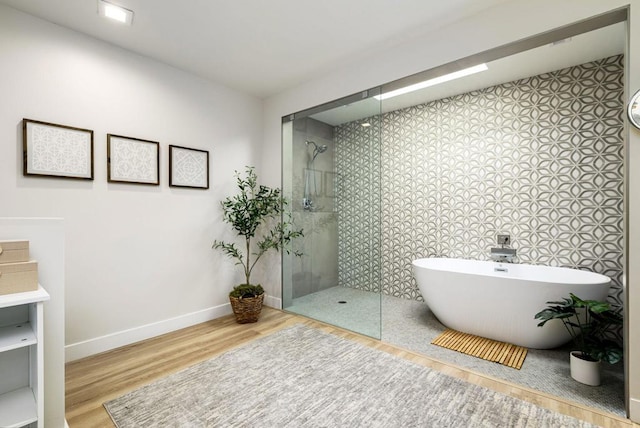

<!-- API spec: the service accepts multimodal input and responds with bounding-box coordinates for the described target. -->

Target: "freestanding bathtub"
[412,257,611,349]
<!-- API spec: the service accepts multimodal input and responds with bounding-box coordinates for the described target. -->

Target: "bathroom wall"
[336,56,625,329]
[290,118,338,298]
[261,0,632,306]
[0,5,263,360]
[263,0,638,420]
[335,121,382,293]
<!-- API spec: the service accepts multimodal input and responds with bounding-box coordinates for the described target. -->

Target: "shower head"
[306,140,328,155]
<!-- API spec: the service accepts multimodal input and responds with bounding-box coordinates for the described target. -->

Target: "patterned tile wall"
[336,56,625,326]
[335,122,382,293]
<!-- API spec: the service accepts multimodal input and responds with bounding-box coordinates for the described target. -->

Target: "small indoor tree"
[213,166,302,322]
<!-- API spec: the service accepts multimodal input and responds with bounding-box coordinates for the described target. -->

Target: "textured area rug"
[432,328,528,370]
[105,324,594,427]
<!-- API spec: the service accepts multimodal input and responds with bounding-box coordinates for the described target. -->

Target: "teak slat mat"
[431,329,528,370]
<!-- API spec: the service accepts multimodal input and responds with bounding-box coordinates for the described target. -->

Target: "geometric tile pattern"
[335,120,382,293]
[336,55,624,342]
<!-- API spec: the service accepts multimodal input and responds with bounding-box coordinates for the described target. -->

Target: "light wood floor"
[66,307,638,428]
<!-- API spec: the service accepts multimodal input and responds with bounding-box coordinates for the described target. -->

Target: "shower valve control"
[497,234,510,246]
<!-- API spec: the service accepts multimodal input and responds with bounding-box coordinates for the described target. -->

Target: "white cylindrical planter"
[570,351,601,386]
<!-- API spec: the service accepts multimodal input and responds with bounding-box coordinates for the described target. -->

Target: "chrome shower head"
[306,140,328,153]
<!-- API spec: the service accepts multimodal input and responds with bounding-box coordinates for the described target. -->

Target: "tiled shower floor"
[287,286,626,417]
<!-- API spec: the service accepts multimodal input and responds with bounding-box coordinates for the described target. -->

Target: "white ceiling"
[0,0,515,98]
[311,22,626,126]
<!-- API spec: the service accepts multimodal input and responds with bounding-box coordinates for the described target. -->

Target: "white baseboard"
[264,294,282,309]
[630,397,640,423]
[65,303,232,362]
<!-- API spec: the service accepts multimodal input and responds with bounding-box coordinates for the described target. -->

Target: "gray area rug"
[289,286,625,415]
[105,324,595,427]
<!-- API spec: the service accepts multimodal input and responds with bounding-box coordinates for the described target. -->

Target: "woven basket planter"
[229,293,264,324]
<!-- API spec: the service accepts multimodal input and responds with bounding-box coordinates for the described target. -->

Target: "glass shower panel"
[282,93,382,339]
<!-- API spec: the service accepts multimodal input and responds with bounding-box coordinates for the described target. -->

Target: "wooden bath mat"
[431,329,528,370]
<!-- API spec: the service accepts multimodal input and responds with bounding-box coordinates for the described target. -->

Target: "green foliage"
[229,284,264,299]
[535,293,623,364]
[213,166,304,287]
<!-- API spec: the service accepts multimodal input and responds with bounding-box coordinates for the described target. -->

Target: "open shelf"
[0,322,36,353]
[0,285,49,309]
[0,284,48,427]
[0,387,37,427]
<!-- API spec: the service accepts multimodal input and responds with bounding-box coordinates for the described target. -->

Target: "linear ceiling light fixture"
[98,0,134,25]
[374,64,488,101]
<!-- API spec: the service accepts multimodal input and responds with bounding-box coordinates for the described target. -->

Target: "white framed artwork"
[169,145,209,189]
[23,118,94,180]
[107,134,159,185]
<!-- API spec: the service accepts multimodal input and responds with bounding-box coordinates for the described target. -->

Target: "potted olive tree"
[213,166,303,323]
[535,293,623,386]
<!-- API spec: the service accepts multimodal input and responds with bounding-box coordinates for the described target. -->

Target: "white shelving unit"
[0,286,49,428]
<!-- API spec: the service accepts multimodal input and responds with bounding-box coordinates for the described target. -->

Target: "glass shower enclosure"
[282,90,382,338]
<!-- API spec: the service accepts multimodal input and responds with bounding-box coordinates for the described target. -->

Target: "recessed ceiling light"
[375,64,488,101]
[361,122,371,127]
[98,0,134,25]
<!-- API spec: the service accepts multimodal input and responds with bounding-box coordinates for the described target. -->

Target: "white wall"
[0,5,264,361]
[262,0,638,421]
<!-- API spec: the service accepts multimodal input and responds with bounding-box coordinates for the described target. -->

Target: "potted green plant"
[535,293,623,386]
[213,166,303,323]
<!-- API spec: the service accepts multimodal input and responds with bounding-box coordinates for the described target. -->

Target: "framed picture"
[107,134,160,185]
[169,145,209,189]
[23,118,94,180]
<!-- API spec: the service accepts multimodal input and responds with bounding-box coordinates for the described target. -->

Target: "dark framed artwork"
[23,118,94,180]
[107,134,160,185]
[169,145,209,189]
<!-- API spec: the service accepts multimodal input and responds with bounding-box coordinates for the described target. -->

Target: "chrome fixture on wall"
[490,247,517,263]
[303,140,327,211]
[491,234,516,263]
[307,140,328,161]
[497,234,510,246]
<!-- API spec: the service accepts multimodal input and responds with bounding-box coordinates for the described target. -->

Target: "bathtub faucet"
[490,247,517,263]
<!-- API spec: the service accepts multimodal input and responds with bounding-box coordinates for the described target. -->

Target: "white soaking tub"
[412,257,611,349]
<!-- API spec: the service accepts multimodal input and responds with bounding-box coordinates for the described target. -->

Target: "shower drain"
[338,301,347,304]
